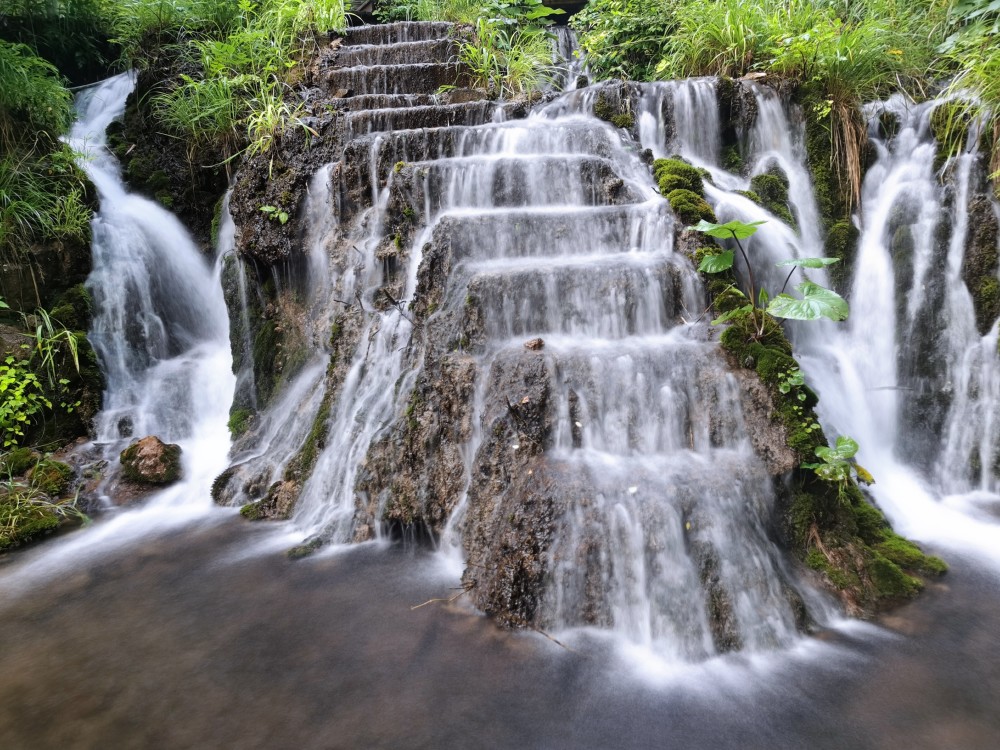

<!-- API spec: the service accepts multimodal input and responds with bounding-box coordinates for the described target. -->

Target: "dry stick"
[411,587,470,610]
[381,288,415,325]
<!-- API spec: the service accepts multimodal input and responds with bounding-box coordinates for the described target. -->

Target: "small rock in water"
[119,436,182,486]
[524,337,544,351]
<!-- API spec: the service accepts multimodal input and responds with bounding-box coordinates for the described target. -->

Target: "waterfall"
[70,73,235,506]
[651,79,1000,563]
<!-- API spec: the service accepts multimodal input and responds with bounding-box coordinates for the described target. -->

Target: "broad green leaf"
[698,250,734,273]
[775,257,841,268]
[835,435,859,458]
[766,281,849,321]
[688,218,766,240]
[711,304,753,326]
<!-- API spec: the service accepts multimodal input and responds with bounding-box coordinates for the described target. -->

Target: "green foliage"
[0,459,87,550]
[458,0,563,98]
[0,298,84,448]
[767,280,849,322]
[260,204,290,224]
[569,0,675,80]
[0,355,50,448]
[802,434,875,499]
[698,249,734,273]
[0,41,72,152]
[138,1,345,164]
[690,218,849,330]
[937,1,1000,189]
[374,0,480,23]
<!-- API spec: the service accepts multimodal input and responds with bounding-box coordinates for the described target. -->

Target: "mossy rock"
[666,188,716,225]
[824,220,860,293]
[653,158,704,195]
[593,90,632,128]
[0,508,60,551]
[240,500,265,520]
[722,143,744,173]
[930,99,979,161]
[120,436,182,485]
[749,172,795,227]
[1,447,40,477]
[28,460,73,496]
[227,408,253,437]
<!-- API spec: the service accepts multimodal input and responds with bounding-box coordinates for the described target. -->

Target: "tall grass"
[144,0,348,165]
[937,1,1000,189]
[375,0,480,23]
[0,41,72,153]
[573,0,943,210]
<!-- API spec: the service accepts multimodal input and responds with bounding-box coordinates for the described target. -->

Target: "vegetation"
[572,0,947,208]
[374,0,480,23]
[456,0,564,98]
[936,1,1000,190]
[142,0,348,168]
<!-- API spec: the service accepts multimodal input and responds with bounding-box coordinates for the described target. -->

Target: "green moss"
[877,535,948,575]
[722,143,743,173]
[824,220,860,292]
[240,500,264,520]
[287,537,323,559]
[29,460,73,496]
[593,91,629,126]
[0,509,60,550]
[1,447,39,477]
[394,160,405,173]
[805,547,855,589]
[930,100,978,162]
[749,172,795,227]
[868,551,922,599]
[610,112,634,129]
[972,277,1000,336]
[666,188,716,225]
[227,408,253,437]
[653,158,704,195]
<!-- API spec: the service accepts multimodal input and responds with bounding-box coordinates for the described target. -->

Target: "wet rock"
[523,338,544,351]
[119,436,182,486]
[461,350,556,628]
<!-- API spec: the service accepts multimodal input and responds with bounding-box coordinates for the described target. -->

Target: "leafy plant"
[458,0,563,98]
[691,218,849,336]
[260,204,290,224]
[803,435,875,496]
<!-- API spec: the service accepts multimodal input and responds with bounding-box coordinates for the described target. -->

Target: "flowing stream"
[5,28,1000,750]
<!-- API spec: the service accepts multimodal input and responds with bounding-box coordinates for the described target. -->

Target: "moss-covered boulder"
[750,168,796,227]
[119,436,182,485]
[666,189,716,225]
[653,157,704,195]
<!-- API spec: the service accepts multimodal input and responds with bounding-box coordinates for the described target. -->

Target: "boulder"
[119,436,182,485]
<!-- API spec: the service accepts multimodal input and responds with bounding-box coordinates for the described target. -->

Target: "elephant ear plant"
[690,218,866,487]
[691,218,849,337]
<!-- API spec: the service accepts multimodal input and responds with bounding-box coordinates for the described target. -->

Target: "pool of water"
[2,517,1000,749]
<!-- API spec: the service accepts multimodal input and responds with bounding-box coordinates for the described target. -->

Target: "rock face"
[119,436,182,485]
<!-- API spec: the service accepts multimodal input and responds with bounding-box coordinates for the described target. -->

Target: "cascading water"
[281,40,833,657]
[70,73,235,505]
[651,78,1000,563]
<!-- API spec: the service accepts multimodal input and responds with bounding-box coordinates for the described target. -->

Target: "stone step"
[395,154,644,211]
[338,120,638,204]
[487,331,746,456]
[332,93,443,110]
[344,102,504,138]
[427,203,676,262]
[461,256,692,342]
[327,62,465,96]
[344,22,455,46]
[336,38,456,67]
